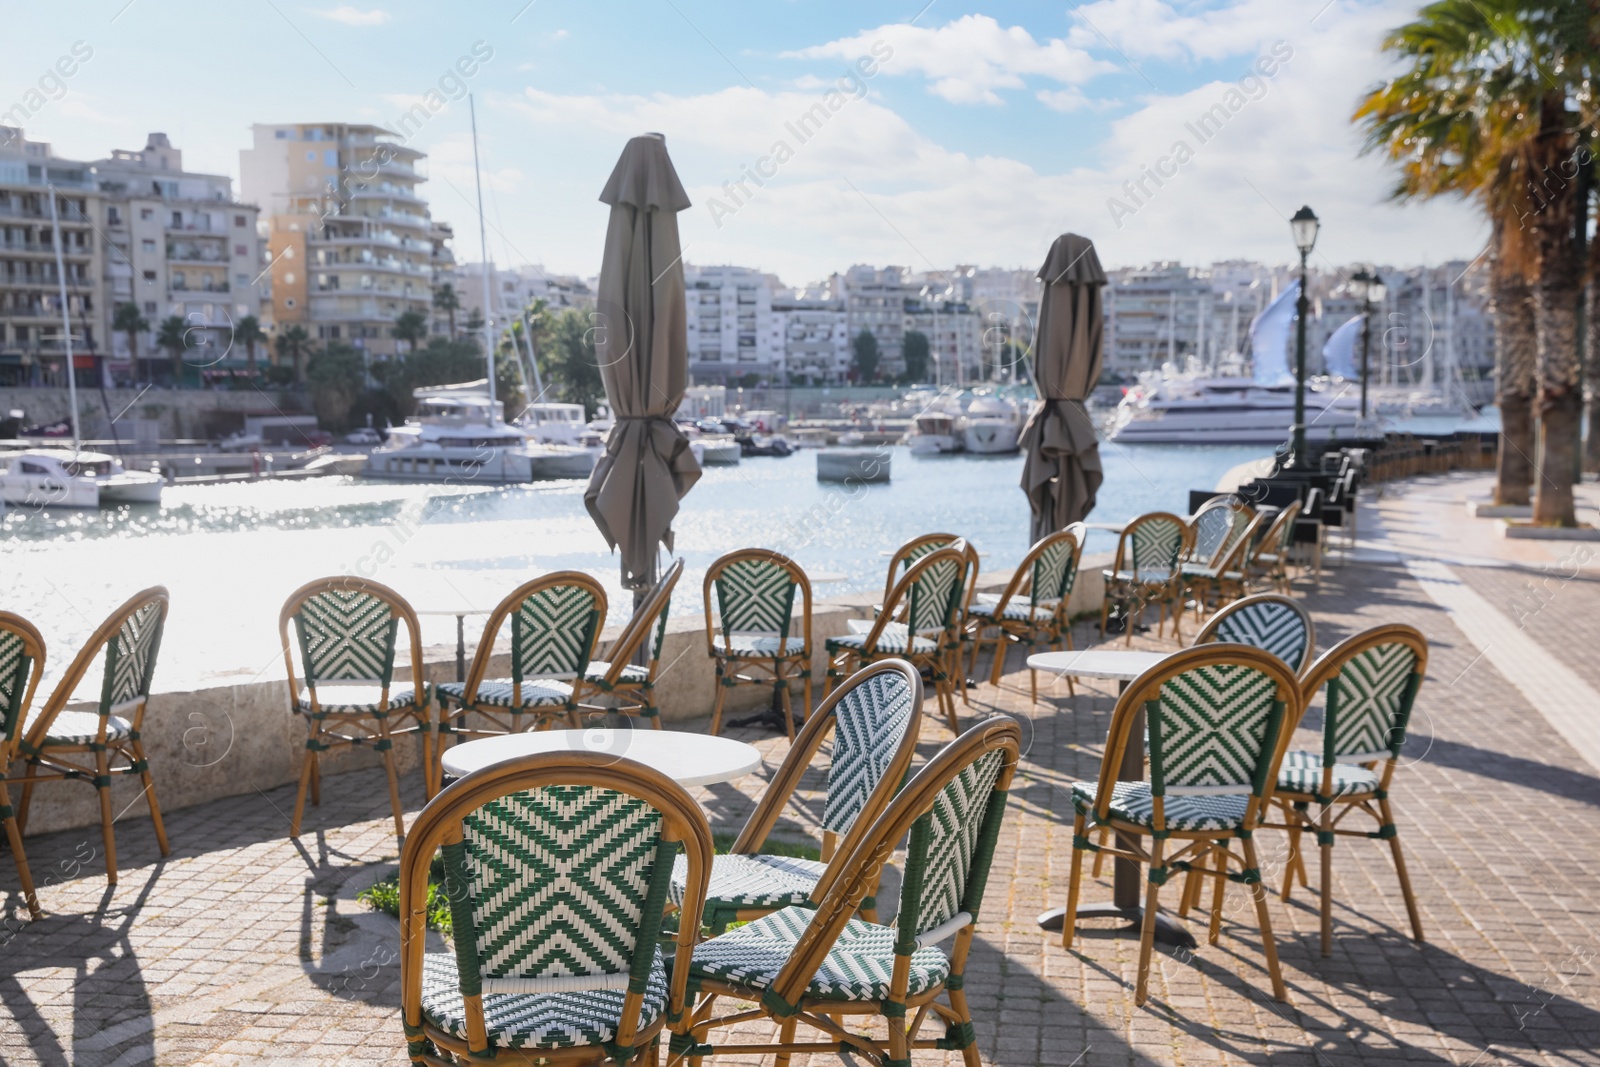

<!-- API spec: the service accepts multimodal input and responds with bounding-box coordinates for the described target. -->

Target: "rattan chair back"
[1195,594,1316,675]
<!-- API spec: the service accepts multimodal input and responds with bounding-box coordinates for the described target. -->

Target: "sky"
[1,0,1487,286]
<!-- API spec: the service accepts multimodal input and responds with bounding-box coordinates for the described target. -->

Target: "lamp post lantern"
[1289,205,1319,466]
[1348,267,1386,428]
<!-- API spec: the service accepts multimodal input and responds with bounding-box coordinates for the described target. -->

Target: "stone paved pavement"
[3,470,1600,1066]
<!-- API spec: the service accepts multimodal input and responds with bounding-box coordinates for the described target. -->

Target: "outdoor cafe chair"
[1193,593,1316,677]
[279,577,436,839]
[826,542,969,734]
[398,750,713,1065]
[1264,623,1428,956]
[670,716,1021,1067]
[0,612,47,919]
[1240,499,1301,595]
[15,587,171,887]
[670,659,922,935]
[882,532,958,606]
[437,572,607,745]
[874,533,976,703]
[967,523,1086,704]
[1100,511,1192,645]
[1181,498,1256,617]
[1062,644,1304,1005]
[703,549,814,740]
[578,559,683,730]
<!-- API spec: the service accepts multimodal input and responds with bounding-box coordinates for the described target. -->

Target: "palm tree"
[433,283,460,339]
[394,309,428,355]
[154,316,191,386]
[112,302,149,385]
[275,325,313,385]
[1354,0,1590,522]
[235,315,264,379]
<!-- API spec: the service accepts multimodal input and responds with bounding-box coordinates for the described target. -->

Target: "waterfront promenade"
[3,469,1599,1066]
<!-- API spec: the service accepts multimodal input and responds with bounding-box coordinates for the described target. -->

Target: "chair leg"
[130,739,170,857]
[778,678,795,742]
[1062,814,1086,950]
[0,783,41,920]
[773,1018,798,1067]
[377,721,407,839]
[988,632,1007,689]
[1318,803,1334,957]
[885,1003,910,1067]
[1241,837,1288,1002]
[1379,796,1425,943]
[95,747,119,886]
[16,761,38,834]
[291,729,321,838]
[945,976,982,1067]
[1092,827,1109,878]
[1207,844,1227,946]
[1281,804,1303,902]
[708,674,729,738]
[1134,839,1164,1006]
[801,671,813,725]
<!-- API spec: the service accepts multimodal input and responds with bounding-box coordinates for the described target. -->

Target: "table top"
[414,608,494,617]
[440,729,764,787]
[1026,648,1175,681]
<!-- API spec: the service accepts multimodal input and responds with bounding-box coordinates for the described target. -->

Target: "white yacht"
[0,448,164,508]
[958,392,1024,454]
[1107,373,1359,445]
[517,402,605,450]
[903,411,962,455]
[367,387,595,482]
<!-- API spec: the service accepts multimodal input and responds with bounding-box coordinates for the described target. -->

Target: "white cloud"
[784,14,1116,105]
[311,6,390,27]
[547,29,569,42]
[1067,0,1296,63]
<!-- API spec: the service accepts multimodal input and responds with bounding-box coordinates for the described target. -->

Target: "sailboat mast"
[469,94,497,416]
[519,311,544,400]
[47,187,81,452]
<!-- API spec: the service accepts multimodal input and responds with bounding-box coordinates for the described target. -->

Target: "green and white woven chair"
[1194,593,1316,676]
[15,587,171,887]
[1180,498,1255,618]
[280,577,436,839]
[882,532,958,606]
[1100,511,1192,646]
[670,659,923,934]
[0,612,46,919]
[438,572,607,748]
[579,560,683,730]
[967,523,1085,704]
[671,716,1021,1067]
[1061,644,1303,1006]
[826,542,969,735]
[399,750,713,1065]
[1266,624,1428,957]
[1239,500,1301,595]
[703,550,813,740]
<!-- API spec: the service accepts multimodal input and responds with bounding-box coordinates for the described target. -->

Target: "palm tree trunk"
[1531,96,1581,526]
[1492,250,1537,505]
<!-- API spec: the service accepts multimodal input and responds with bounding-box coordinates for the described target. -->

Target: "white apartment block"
[95,133,265,381]
[684,264,783,385]
[241,122,442,361]
[771,289,849,385]
[454,262,595,338]
[903,302,982,386]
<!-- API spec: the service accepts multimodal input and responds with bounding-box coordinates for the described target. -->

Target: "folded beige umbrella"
[1019,233,1107,541]
[583,133,702,594]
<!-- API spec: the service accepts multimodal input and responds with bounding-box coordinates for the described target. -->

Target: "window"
[328,325,341,339]
[275,128,292,139]
[324,150,337,167]
[235,274,249,287]
[284,297,296,308]
[306,151,317,162]
[107,207,121,225]
[171,211,182,228]
[140,208,153,220]
[236,303,249,316]
[143,301,156,314]
[142,270,156,282]
[141,239,155,254]
[234,244,247,256]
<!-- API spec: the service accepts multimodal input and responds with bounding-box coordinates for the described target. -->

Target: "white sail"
[1321,314,1363,380]
[1248,281,1299,386]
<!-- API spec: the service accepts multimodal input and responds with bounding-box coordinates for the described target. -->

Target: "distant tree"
[154,315,191,385]
[850,329,880,383]
[463,306,486,337]
[112,302,148,379]
[528,306,606,416]
[432,283,461,338]
[235,315,264,378]
[306,342,367,430]
[394,309,428,354]
[275,325,313,385]
[902,330,930,383]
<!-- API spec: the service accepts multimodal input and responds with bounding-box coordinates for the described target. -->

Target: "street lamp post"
[1289,205,1319,467]
[1348,267,1387,429]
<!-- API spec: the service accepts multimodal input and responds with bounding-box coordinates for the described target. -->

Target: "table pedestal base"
[1036,902,1197,949]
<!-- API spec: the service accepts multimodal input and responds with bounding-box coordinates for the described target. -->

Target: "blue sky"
[2,1,1485,283]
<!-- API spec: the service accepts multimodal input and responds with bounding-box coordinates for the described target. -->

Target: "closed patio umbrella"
[1019,233,1106,541]
[584,133,702,595]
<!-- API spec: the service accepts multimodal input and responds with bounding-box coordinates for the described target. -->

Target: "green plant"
[902,330,930,384]
[358,853,453,936]
[394,309,429,354]
[305,342,367,430]
[235,315,264,378]
[433,283,461,338]
[850,328,880,383]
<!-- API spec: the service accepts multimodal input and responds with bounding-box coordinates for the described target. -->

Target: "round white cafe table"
[1026,645,1196,950]
[440,729,763,788]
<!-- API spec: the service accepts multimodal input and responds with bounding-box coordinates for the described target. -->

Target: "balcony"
[169,281,230,294]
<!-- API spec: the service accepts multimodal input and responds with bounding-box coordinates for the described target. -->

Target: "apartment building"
[771,288,849,385]
[0,128,106,387]
[241,122,442,360]
[454,262,595,336]
[831,264,909,378]
[902,299,981,386]
[94,133,264,383]
[684,264,783,384]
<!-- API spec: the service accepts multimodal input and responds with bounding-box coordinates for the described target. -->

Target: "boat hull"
[0,477,99,508]
[961,420,1020,454]
[96,473,165,505]
[906,434,960,455]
